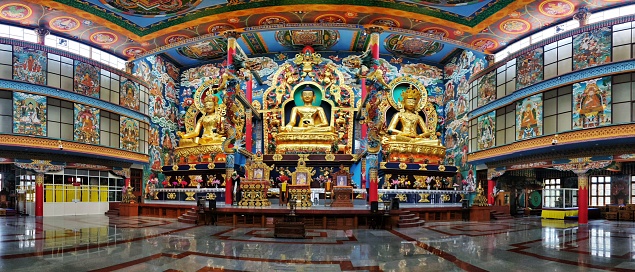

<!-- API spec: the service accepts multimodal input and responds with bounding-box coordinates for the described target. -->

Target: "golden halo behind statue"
[387,76,428,112]
[193,78,225,111]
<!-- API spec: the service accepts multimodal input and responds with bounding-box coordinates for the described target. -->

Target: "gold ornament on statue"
[385,85,437,145]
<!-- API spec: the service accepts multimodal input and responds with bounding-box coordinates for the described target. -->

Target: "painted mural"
[73,61,100,98]
[120,79,140,111]
[120,117,139,152]
[477,111,495,150]
[572,76,612,129]
[516,48,543,90]
[12,92,46,136]
[134,55,180,172]
[477,71,496,107]
[611,175,629,205]
[73,104,100,144]
[573,27,611,71]
[516,93,543,140]
[13,46,46,85]
[443,50,486,171]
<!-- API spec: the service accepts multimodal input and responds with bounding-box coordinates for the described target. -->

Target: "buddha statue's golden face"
[301,90,314,104]
[404,98,417,111]
[204,99,216,113]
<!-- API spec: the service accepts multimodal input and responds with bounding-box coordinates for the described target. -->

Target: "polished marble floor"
[1,215,634,272]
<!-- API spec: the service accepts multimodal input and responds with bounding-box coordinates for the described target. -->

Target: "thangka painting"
[572,76,612,129]
[73,104,100,144]
[120,117,139,151]
[611,175,629,205]
[120,79,140,111]
[13,46,46,85]
[477,111,495,150]
[74,61,100,98]
[516,93,543,140]
[13,92,46,136]
[477,71,496,107]
[516,48,543,90]
[573,27,611,71]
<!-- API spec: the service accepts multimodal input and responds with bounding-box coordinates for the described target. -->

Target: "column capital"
[485,54,495,66]
[573,6,590,27]
[364,25,385,35]
[126,62,135,74]
[223,30,242,39]
[34,28,50,45]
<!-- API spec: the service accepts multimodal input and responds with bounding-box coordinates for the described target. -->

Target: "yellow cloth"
[281,183,287,192]
[541,209,578,219]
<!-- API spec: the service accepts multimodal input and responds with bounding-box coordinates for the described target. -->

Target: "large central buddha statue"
[385,85,439,146]
[177,95,225,147]
[274,85,337,154]
[281,86,335,133]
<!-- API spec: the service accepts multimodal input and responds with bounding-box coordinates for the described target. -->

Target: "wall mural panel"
[134,55,180,172]
[572,76,612,129]
[12,92,46,136]
[477,70,496,107]
[73,60,100,98]
[13,46,46,85]
[573,27,611,71]
[443,50,486,171]
[120,78,140,111]
[516,47,543,90]
[516,93,543,140]
[120,117,139,152]
[73,104,100,144]
[477,111,495,150]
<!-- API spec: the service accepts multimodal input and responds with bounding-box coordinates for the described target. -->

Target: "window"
[542,86,572,135]
[44,34,126,70]
[495,104,515,146]
[44,169,124,203]
[47,98,74,140]
[0,24,37,43]
[0,90,11,133]
[543,178,561,208]
[47,54,74,92]
[100,111,120,149]
[590,176,611,206]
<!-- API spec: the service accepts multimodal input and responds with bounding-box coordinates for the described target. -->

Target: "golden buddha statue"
[177,95,225,147]
[385,85,438,146]
[275,86,337,154]
[281,87,335,133]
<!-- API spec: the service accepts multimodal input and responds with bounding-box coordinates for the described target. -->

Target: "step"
[399,217,421,224]
[397,220,425,228]
[399,213,417,220]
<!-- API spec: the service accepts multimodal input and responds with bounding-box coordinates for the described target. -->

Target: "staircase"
[104,208,119,216]
[397,210,425,228]
[490,210,513,220]
[177,208,198,224]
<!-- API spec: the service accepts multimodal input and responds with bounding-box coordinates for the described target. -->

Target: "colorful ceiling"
[0,0,628,67]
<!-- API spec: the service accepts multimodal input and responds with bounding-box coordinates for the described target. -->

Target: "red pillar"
[369,168,378,202]
[487,180,495,205]
[225,168,233,205]
[35,173,44,216]
[577,173,589,224]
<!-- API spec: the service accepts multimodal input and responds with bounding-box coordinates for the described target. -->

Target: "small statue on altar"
[385,85,438,146]
[177,95,225,146]
[281,86,334,133]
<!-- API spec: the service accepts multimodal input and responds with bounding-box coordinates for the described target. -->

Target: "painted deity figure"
[385,85,438,145]
[177,95,225,146]
[579,83,604,115]
[281,87,334,133]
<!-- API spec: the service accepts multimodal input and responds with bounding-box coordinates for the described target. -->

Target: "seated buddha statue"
[177,95,225,147]
[275,86,337,154]
[385,85,439,146]
[280,87,335,133]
